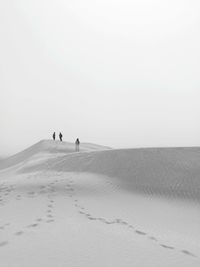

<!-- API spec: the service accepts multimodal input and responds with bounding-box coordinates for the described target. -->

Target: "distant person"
[59,132,63,142]
[53,132,56,141]
[75,138,80,152]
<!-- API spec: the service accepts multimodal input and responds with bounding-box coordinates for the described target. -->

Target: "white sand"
[0,140,199,267]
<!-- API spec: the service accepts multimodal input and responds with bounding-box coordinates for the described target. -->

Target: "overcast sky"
[1,0,200,155]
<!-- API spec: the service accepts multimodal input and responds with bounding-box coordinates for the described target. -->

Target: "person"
[75,138,80,152]
[59,132,63,142]
[53,132,56,141]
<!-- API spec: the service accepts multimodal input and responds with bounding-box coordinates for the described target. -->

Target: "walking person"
[52,132,56,141]
[75,138,80,152]
[59,132,63,142]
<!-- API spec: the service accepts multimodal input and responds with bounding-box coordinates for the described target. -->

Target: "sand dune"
[19,144,200,202]
[0,140,199,267]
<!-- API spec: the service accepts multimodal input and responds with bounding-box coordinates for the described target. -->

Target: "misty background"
[0,0,200,155]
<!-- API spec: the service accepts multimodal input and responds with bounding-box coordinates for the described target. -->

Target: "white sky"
[1,0,200,155]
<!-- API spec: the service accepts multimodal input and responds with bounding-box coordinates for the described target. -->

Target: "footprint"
[46,219,54,223]
[27,223,38,228]
[105,221,115,224]
[149,236,158,241]
[98,218,107,223]
[160,244,174,250]
[88,217,97,221]
[28,192,35,195]
[39,190,46,194]
[79,211,85,214]
[182,250,196,257]
[120,221,128,225]
[15,231,24,236]
[115,219,123,223]
[0,241,8,247]
[135,230,147,235]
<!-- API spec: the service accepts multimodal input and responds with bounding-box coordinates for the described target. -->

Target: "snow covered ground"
[0,140,200,267]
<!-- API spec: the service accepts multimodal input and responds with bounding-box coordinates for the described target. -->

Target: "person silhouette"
[59,132,63,142]
[53,132,56,141]
[75,138,80,152]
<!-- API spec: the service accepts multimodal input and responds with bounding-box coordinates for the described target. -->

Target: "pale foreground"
[0,140,200,267]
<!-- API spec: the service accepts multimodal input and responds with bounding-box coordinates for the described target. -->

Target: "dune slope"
[0,141,199,267]
[21,145,200,202]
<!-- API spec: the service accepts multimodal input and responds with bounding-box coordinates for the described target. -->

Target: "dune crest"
[0,140,110,170]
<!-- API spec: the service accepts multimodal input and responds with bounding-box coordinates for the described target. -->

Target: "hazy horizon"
[1,0,200,155]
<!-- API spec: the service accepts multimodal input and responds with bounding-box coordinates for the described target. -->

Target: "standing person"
[59,132,63,142]
[53,132,56,141]
[75,138,80,152]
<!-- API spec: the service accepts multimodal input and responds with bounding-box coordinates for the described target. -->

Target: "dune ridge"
[0,140,110,170]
